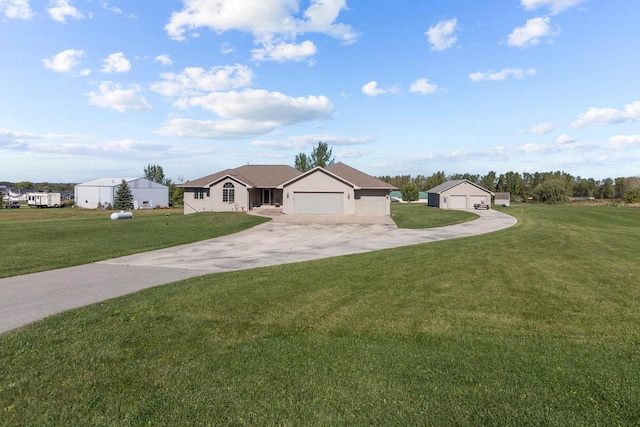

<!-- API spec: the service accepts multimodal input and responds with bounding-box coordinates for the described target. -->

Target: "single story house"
[75,178,169,209]
[426,179,494,209]
[181,162,395,216]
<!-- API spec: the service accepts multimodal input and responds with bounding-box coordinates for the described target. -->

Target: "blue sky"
[1,0,639,183]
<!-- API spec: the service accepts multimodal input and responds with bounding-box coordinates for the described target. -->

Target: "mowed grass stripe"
[1,205,639,425]
[0,208,270,278]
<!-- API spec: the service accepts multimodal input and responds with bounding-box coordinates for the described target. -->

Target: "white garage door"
[355,196,387,215]
[470,195,488,206]
[449,195,467,209]
[293,192,344,214]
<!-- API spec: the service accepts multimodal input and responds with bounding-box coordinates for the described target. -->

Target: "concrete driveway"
[0,209,516,334]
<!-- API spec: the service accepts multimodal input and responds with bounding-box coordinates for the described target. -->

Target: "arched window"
[223,182,235,203]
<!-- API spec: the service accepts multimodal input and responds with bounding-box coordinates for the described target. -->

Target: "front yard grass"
[0,208,269,278]
[391,202,477,228]
[1,204,639,425]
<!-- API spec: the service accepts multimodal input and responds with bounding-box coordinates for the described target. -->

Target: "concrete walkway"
[0,209,516,334]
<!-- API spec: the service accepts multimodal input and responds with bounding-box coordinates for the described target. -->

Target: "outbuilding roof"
[427,179,495,195]
[77,178,139,187]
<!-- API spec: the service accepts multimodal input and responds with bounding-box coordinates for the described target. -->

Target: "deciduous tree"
[144,164,165,184]
[401,182,419,203]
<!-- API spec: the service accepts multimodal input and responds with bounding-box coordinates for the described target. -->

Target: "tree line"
[378,171,640,204]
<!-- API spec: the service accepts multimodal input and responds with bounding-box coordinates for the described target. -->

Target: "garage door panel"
[294,192,343,214]
[449,195,467,209]
[355,196,387,215]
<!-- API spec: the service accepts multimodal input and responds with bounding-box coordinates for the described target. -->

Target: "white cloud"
[158,89,333,139]
[1,0,33,19]
[426,18,458,51]
[101,52,131,74]
[252,40,317,62]
[507,17,556,48]
[151,64,254,97]
[556,133,575,144]
[252,133,373,150]
[183,89,332,123]
[409,78,438,94]
[100,1,135,17]
[521,0,586,14]
[522,122,554,134]
[87,81,152,112]
[297,0,357,44]
[42,49,84,73]
[48,0,84,23]
[337,148,367,158]
[157,118,277,139]
[221,43,234,54]
[469,68,536,82]
[0,127,87,144]
[607,135,640,150]
[165,0,356,62]
[571,101,640,128]
[154,54,173,66]
[362,81,398,97]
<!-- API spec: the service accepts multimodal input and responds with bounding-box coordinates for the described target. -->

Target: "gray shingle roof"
[182,165,301,188]
[325,163,396,189]
[182,163,395,190]
[427,179,494,195]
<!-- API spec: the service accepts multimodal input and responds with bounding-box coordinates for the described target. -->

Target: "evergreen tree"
[294,142,335,171]
[309,141,335,168]
[294,153,311,172]
[114,179,133,210]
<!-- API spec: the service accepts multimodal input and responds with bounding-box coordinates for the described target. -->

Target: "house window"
[223,182,235,203]
[194,189,205,199]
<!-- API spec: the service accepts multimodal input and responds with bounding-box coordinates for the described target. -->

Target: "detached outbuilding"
[426,179,494,209]
[74,177,169,209]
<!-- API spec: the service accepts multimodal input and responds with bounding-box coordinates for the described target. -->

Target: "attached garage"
[280,163,395,217]
[427,179,494,210]
[355,194,388,215]
[293,192,344,214]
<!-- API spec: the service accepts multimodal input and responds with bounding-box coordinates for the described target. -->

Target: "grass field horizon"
[1,204,639,425]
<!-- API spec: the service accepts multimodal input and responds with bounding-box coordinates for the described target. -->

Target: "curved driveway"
[0,209,516,334]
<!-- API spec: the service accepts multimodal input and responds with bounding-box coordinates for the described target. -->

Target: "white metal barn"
[74,178,169,209]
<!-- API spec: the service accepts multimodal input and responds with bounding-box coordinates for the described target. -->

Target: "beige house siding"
[183,178,249,214]
[183,188,210,214]
[210,178,249,212]
[282,170,354,215]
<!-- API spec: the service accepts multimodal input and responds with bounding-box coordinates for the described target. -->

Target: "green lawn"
[391,202,477,228]
[1,205,640,425]
[0,207,269,278]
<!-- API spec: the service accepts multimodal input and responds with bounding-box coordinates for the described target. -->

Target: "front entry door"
[262,189,271,205]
